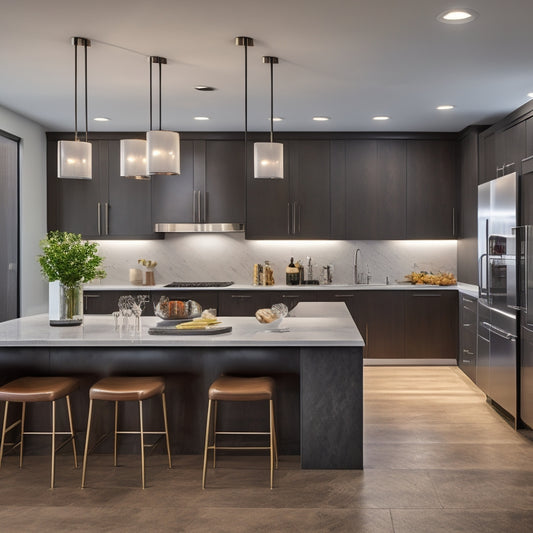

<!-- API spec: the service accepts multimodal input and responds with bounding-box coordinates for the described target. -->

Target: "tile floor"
[1,366,532,532]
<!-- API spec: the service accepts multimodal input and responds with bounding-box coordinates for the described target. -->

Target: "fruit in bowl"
[255,303,288,328]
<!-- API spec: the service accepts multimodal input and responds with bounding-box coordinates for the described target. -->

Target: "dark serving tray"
[148,326,232,336]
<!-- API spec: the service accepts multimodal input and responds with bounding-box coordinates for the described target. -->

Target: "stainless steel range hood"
[154,223,244,233]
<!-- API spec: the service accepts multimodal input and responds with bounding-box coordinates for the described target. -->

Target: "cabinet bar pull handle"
[197,190,202,223]
[463,297,474,304]
[452,207,456,238]
[281,294,299,298]
[292,202,297,235]
[105,202,109,235]
[231,295,251,299]
[287,203,291,235]
[463,323,472,327]
[334,294,354,297]
[203,191,207,223]
[97,202,101,235]
[193,191,197,222]
[463,359,472,364]
[297,202,301,233]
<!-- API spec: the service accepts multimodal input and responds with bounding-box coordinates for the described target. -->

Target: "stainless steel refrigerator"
[477,172,518,420]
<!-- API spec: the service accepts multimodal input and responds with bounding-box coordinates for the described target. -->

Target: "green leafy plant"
[38,232,106,319]
[38,231,106,287]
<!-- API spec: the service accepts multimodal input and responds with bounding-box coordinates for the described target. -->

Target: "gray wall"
[0,104,47,316]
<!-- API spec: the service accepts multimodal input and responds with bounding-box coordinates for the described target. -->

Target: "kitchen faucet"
[353,248,361,284]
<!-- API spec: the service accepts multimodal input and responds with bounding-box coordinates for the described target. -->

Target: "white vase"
[49,281,83,326]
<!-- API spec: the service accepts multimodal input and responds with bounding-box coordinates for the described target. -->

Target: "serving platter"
[148,326,232,336]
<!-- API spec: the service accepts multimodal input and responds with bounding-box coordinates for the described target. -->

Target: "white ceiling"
[2,0,533,133]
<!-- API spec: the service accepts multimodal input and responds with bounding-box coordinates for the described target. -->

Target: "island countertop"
[0,302,364,348]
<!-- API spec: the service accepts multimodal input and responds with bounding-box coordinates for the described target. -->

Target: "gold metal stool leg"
[81,399,94,488]
[269,399,274,489]
[19,402,26,468]
[113,400,119,467]
[212,400,218,468]
[50,400,56,489]
[65,395,78,468]
[0,401,9,470]
[202,399,212,489]
[139,400,145,489]
[161,393,172,469]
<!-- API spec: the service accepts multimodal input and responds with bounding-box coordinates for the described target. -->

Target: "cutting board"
[148,326,232,336]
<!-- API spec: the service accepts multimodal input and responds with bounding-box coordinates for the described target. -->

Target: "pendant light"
[58,37,92,179]
[120,138,148,180]
[147,56,180,175]
[254,56,283,179]
[235,36,254,179]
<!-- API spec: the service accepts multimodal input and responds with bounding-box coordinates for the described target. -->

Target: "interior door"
[0,132,19,322]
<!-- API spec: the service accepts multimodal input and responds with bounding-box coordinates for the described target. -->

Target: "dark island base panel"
[0,346,363,469]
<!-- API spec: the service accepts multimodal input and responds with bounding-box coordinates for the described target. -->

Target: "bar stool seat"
[0,376,79,489]
[202,375,278,489]
[81,376,171,489]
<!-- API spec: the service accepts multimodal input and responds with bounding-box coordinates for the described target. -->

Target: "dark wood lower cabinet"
[84,288,459,360]
[404,291,458,359]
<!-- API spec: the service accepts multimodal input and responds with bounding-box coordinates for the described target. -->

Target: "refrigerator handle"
[479,253,487,298]
[485,219,490,304]
[512,226,528,313]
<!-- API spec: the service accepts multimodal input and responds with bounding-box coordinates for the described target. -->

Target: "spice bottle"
[286,257,300,285]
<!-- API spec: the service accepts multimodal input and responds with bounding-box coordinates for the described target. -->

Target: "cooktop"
[164,281,234,288]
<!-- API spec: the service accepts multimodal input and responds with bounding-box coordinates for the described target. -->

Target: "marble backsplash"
[90,234,458,287]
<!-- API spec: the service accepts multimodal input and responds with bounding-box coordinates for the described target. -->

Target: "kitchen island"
[0,303,364,469]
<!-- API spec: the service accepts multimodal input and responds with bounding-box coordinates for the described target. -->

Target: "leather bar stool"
[0,376,79,489]
[81,376,171,489]
[202,375,278,489]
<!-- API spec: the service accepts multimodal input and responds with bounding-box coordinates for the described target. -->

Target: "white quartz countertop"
[0,303,364,348]
[84,282,478,296]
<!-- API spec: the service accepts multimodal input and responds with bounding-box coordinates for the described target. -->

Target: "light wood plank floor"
[0,366,532,532]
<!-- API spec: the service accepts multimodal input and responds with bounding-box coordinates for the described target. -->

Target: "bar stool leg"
[51,400,56,489]
[65,395,78,468]
[212,400,217,469]
[19,402,26,468]
[0,402,9,470]
[269,399,274,489]
[202,399,212,489]
[271,402,278,469]
[161,393,172,469]
[113,401,119,467]
[81,399,94,488]
[139,400,145,489]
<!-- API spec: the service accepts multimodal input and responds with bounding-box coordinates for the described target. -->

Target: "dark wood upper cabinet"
[345,140,406,240]
[457,128,481,285]
[204,140,245,223]
[246,140,330,239]
[406,139,457,239]
[151,139,195,224]
[526,116,533,158]
[479,131,496,184]
[48,137,157,239]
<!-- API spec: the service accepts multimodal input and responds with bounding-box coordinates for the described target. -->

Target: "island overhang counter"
[0,303,364,469]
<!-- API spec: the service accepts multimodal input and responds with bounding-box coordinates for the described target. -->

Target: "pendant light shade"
[254,142,283,178]
[254,56,283,179]
[147,56,180,175]
[58,37,92,179]
[120,139,148,180]
[147,130,180,175]
[58,140,92,179]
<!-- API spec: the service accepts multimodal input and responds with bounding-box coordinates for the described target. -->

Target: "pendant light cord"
[149,57,153,131]
[84,40,88,142]
[270,59,274,143]
[159,60,162,131]
[74,41,78,142]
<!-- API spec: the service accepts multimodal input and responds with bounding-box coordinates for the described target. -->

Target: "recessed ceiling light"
[313,116,330,121]
[194,116,210,121]
[93,117,110,122]
[270,117,283,122]
[528,93,533,99]
[436,105,455,110]
[194,85,216,91]
[373,116,390,121]
[437,9,478,24]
